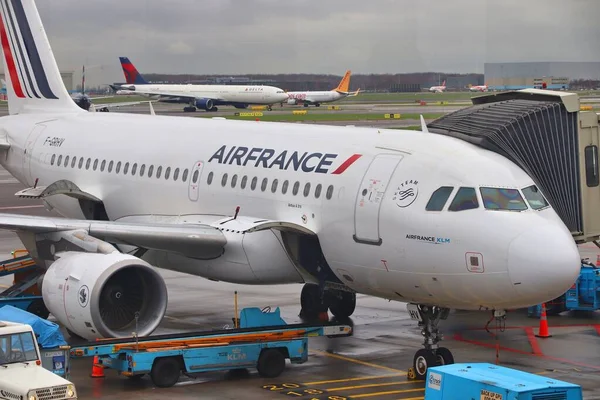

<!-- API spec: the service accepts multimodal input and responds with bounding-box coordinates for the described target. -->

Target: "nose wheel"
[407,304,453,380]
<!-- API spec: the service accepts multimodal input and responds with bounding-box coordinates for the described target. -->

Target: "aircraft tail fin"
[442,80,446,86]
[0,0,82,114]
[334,70,352,93]
[119,57,149,85]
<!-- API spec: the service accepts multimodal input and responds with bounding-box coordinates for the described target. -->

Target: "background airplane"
[117,57,288,112]
[428,80,446,93]
[469,84,488,92]
[285,70,360,107]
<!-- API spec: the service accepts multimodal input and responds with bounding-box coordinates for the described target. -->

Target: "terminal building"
[484,62,600,90]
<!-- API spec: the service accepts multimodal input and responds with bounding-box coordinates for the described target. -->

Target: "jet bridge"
[426,89,600,244]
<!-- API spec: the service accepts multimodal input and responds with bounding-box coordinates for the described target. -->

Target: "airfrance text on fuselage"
[209,145,337,174]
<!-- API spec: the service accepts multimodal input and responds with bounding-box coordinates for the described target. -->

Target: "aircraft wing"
[90,100,155,111]
[0,212,226,259]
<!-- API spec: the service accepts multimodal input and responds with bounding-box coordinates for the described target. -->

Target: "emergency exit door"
[353,154,403,245]
[188,161,204,201]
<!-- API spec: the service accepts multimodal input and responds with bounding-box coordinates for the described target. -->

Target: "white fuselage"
[123,84,288,105]
[429,86,446,93]
[469,86,488,92]
[286,90,346,105]
[0,112,580,311]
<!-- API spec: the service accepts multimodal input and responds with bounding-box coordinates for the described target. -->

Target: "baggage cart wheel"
[151,357,181,388]
[257,349,286,378]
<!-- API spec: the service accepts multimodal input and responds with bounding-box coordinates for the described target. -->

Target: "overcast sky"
[7,0,600,87]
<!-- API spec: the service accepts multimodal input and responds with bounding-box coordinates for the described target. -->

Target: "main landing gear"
[407,304,453,380]
[300,283,356,320]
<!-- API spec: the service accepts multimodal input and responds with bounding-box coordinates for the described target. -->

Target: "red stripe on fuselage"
[331,154,362,174]
[0,11,24,98]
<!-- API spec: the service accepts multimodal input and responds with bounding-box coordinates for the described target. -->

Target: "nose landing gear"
[407,304,453,380]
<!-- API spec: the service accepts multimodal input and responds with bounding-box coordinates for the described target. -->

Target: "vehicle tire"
[27,299,50,319]
[329,292,356,319]
[256,349,286,378]
[151,357,181,388]
[413,349,437,380]
[435,347,454,366]
[300,284,327,318]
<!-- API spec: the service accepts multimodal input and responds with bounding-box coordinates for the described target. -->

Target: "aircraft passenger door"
[353,154,403,245]
[22,124,45,186]
[188,161,204,202]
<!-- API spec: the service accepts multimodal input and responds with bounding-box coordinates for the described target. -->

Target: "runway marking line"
[311,349,406,373]
[327,380,417,392]
[453,331,600,370]
[349,387,424,398]
[303,374,403,385]
[524,327,543,355]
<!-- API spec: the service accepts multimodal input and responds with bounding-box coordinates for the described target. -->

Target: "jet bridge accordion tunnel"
[426,89,600,244]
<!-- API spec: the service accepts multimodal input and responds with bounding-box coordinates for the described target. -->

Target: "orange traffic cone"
[90,355,105,378]
[535,303,552,338]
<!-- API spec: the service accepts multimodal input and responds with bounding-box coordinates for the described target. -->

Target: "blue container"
[425,363,582,400]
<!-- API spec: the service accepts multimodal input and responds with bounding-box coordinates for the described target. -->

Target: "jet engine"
[195,98,215,111]
[41,252,168,340]
[287,98,298,105]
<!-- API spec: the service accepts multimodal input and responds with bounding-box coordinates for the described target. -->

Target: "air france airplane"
[118,57,289,112]
[0,0,581,379]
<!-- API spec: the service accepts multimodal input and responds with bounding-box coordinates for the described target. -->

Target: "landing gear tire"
[256,349,286,378]
[303,103,309,107]
[329,291,356,319]
[300,284,327,319]
[434,347,454,366]
[183,106,196,112]
[209,107,219,112]
[151,357,181,388]
[413,349,437,380]
[315,103,321,107]
[267,105,272,111]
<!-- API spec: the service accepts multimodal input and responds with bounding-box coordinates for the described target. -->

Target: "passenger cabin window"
[57,155,62,166]
[251,177,257,190]
[93,159,98,171]
[231,174,238,188]
[480,187,527,211]
[164,167,171,180]
[448,187,479,211]
[108,161,114,173]
[292,181,300,196]
[271,179,278,193]
[315,184,322,198]
[140,164,146,177]
[585,145,599,187]
[78,158,83,169]
[100,160,106,172]
[426,186,454,211]
[156,166,162,179]
[71,157,76,168]
[148,165,154,178]
[131,163,138,176]
[64,156,69,167]
[282,180,289,194]
[221,173,228,186]
[206,171,213,184]
[522,185,549,210]
[116,161,121,174]
[173,168,180,181]
[192,169,199,183]
[51,154,56,165]
[303,182,311,197]
[182,169,188,182]
[326,185,334,200]
[123,162,129,175]
[85,158,91,170]
[261,178,268,192]
[241,175,247,189]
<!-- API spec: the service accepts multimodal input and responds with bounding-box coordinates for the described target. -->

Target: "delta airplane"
[469,84,488,92]
[429,80,446,93]
[117,57,288,112]
[0,0,581,379]
[285,70,360,107]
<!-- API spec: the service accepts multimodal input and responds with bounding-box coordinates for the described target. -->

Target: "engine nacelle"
[42,252,168,340]
[195,98,214,110]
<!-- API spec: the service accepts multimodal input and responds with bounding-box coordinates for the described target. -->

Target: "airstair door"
[353,154,403,245]
[23,124,45,185]
[188,161,204,201]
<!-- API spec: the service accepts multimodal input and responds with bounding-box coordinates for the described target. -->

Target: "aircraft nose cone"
[508,225,580,307]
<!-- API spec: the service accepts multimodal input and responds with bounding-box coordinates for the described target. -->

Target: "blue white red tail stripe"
[0,0,57,99]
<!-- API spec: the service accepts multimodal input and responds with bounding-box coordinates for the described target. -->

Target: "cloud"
[1,0,597,86]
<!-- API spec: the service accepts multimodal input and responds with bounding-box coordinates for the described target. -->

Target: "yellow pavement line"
[0,284,9,288]
[328,381,416,392]
[350,388,424,398]
[312,350,406,373]
[397,397,424,400]
[304,374,403,385]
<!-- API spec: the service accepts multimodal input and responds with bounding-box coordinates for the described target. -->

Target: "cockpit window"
[521,185,550,210]
[480,187,528,211]
[448,187,479,211]
[426,186,454,211]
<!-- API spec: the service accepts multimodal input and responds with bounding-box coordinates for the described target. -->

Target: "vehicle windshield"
[521,185,550,210]
[0,332,38,365]
[480,187,528,211]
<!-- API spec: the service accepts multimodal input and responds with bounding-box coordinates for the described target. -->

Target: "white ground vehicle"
[0,321,77,400]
